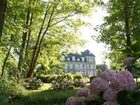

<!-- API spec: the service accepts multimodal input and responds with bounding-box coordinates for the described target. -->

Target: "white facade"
[62,50,96,76]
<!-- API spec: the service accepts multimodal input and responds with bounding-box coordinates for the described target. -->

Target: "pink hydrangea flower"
[66,96,85,105]
[66,69,136,105]
[76,88,90,97]
[90,77,109,93]
[110,81,120,92]
[103,88,118,101]
[101,69,117,82]
[103,101,118,105]
[117,71,136,91]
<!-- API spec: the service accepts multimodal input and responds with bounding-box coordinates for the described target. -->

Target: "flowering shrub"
[51,74,74,89]
[103,88,117,101]
[66,69,136,105]
[51,74,87,89]
[66,96,86,105]
[51,78,74,89]
[76,88,90,97]
[25,77,43,89]
[101,69,116,82]
[90,77,109,93]
[73,78,87,87]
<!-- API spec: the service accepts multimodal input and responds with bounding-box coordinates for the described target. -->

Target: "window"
[82,64,85,69]
[81,57,85,61]
[67,58,70,61]
[72,56,76,61]
[90,64,94,69]
[80,64,83,69]
[87,64,90,69]
[77,58,80,61]
[88,58,93,62]
[69,64,73,69]
[90,58,93,62]
[75,64,79,69]
[93,58,95,63]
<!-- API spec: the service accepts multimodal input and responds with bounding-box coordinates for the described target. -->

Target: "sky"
[78,2,109,65]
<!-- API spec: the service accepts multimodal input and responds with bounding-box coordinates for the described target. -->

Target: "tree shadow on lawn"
[11,88,78,105]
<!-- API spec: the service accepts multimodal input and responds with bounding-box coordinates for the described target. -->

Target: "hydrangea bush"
[51,74,87,89]
[66,69,136,105]
[25,77,43,89]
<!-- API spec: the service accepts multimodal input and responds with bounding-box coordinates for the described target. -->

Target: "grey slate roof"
[63,50,95,62]
[81,50,95,57]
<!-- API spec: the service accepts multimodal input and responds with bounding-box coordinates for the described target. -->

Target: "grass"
[24,89,77,105]
[8,84,78,105]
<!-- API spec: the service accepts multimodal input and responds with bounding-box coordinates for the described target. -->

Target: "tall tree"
[26,0,100,78]
[0,0,7,41]
[96,0,140,69]
[17,0,34,78]
[1,0,100,79]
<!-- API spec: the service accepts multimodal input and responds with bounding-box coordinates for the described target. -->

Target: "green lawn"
[8,84,78,105]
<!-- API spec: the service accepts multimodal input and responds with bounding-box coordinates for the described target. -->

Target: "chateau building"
[62,50,96,76]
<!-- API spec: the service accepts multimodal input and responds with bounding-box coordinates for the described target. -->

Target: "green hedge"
[37,74,56,83]
[37,73,84,83]
[37,73,88,89]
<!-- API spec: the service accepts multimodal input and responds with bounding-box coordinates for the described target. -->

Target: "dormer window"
[72,56,75,61]
[77,58,80,61]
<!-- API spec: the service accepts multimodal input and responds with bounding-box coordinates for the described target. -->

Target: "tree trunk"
[26,0,66,78]
[1,46,12,77]
[17,0,32,78]
[1,35,13,77]
[25,13,33,58]
[124,0,131,48]
[26,2,56,78]
[124,0,132,72]
[0,0,7,41]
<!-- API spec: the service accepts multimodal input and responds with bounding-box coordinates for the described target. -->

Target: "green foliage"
[73,73,83,80]
[37,74,56,83]
[95,0,140,69]
[96,64,108,72]
[0,0,101,78]
[0,0,101,103]
[85,92,105,105]
[117,90,140,105]
[0,95,9,105]
[0,78,27,105]
[89,76,96,82]
[0,78,26,96]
